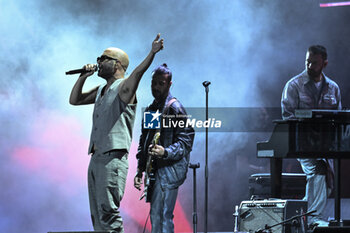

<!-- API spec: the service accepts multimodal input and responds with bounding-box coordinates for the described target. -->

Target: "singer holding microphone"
[69,34,164,233]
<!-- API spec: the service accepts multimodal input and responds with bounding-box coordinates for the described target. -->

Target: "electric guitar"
[140,131,160,202]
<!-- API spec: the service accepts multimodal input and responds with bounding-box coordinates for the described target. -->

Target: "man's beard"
[307,69,321,78]
[98,67,114,80]
[152,91,161,99]
[152,90,167,102]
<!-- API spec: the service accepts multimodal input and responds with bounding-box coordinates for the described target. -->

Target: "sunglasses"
[97,55,119,63]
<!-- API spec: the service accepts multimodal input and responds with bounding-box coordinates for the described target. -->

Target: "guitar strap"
[162,97,177,115]
[159,97,177,131]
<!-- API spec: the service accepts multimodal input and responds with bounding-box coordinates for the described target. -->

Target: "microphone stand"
[233,205,239,232]
[202,81,211,233]
[189,163,200,233]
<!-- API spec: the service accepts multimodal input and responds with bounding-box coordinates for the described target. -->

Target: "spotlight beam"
[320,1,350,7]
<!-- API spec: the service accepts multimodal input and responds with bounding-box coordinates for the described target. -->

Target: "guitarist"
[134,64,195,233]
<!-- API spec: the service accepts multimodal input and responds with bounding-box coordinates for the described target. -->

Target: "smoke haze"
[1,0,350,232]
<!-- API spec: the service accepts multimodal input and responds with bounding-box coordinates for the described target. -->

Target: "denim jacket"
[281,70,341,119]
[136,93,195,189]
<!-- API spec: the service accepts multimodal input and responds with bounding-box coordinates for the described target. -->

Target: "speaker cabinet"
[238,199,307,233]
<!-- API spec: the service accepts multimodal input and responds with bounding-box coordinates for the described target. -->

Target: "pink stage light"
[12,110,192,232]
[320,1,350,7]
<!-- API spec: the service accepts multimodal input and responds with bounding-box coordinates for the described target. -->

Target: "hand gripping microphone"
[65,64,98,75]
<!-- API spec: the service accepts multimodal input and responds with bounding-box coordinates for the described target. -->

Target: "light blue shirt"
[281,70,341,119]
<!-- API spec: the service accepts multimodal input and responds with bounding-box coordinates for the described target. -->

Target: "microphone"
[65,64,98,75]
[202,81,211,87]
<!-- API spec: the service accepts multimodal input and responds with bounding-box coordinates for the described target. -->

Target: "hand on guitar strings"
[148,144,165,158]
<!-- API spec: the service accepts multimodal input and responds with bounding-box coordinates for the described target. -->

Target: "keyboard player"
[281,45,342,227]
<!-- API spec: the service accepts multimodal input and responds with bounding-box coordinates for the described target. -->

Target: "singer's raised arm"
[118,33,164,104]
[69,65,98,105]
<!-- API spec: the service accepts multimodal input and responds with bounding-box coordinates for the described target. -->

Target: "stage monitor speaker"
[238,199,307,233]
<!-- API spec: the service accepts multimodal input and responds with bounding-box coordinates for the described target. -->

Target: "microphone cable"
[142,209,151,233]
